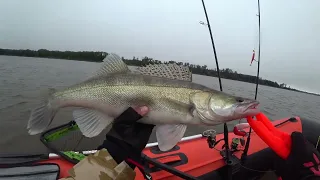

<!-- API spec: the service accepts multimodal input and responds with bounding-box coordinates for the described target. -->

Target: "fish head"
[190,91,260,125]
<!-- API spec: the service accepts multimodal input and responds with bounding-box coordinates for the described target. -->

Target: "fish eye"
[236,98,244,103]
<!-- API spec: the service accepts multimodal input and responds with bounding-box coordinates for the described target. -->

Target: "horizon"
[1,0,319,94]
[1,48,315,95]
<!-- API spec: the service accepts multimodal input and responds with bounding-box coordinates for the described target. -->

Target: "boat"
[1,116,319,180]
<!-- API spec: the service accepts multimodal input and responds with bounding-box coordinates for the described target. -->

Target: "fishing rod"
[200,1,232,180]
[200,0,223,92]
[254,0,261,101]
[241,0,262,163]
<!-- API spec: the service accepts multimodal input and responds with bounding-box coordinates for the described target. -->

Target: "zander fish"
[27,53,260,151]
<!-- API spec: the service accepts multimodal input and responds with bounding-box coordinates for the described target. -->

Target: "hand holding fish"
[97,106,154,169]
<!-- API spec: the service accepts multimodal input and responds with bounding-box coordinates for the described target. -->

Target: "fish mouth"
[242,102,260,115]
[245,102,259,111]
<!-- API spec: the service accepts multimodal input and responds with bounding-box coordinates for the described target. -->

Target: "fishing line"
[239,164,275,173]
[211,146,276,173]
[200,1,231,179]
[316,136,320,149]
[241,0,261,164]
[200,0,273,175]
[254,0,262,101]
[214,147,222,152]
[74,135,85,151]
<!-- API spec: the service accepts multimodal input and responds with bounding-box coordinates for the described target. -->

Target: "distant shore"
[1,48,319,96]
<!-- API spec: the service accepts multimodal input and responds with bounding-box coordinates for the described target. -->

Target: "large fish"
[27,53,260,151]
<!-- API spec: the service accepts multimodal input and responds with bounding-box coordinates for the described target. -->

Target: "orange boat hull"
[33,117,302,180]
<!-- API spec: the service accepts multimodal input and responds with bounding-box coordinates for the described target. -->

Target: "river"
[1,56,319,155]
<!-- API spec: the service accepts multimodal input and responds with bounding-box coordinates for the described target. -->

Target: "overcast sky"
[1,0,319,93]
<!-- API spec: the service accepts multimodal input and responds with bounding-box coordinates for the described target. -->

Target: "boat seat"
[301,117,320,152]
[0,164,59,180]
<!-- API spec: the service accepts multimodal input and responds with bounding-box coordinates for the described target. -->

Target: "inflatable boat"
[1,116,319,180]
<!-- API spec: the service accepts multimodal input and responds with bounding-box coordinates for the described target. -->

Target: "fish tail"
[27,88,57,135]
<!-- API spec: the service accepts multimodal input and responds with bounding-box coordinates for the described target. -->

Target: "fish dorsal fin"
[94,53,130,76]
[136,63,192,81]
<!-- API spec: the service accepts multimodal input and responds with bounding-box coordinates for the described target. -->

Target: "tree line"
[0,48,106,62]
[0,48,317,95]
[121,56,299,92]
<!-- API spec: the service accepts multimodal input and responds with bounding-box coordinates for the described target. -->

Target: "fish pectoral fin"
[93,53,131,77]
[156,124,187,151]
[73,108,113,138]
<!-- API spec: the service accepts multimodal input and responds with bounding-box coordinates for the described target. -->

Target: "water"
[1,56,320,155]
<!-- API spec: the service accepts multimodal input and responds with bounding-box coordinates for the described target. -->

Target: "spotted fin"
[136,63,192,81]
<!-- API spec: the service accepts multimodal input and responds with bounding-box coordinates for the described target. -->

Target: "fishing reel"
[202,129,242,176]
[202,129,218,149]
[230,137,246,152]
[201,129,231,153]
[230,123,250,152]
[201,129,245,152]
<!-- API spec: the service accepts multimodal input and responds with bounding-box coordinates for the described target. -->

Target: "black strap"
[138,166,152,180]
[125,158,152,180]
